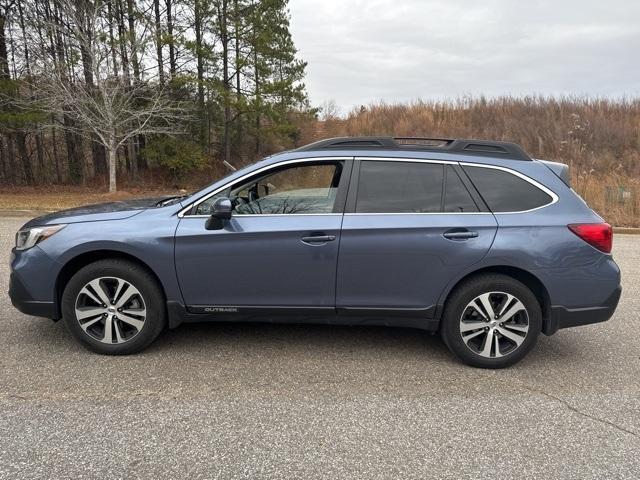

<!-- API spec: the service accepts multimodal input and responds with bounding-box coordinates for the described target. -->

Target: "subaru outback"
[9,136,621,368]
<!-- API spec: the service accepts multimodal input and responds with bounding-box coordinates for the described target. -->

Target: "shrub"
[142,137,207,181]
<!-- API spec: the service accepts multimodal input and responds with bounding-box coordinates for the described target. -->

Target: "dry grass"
[573,174,640,227]
[297,96,640,226]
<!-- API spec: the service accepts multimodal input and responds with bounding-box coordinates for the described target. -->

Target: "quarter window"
[462,166,553,212]
[356,161,443,213]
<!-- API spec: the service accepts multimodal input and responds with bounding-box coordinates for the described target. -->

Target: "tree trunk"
[233,0,242,155]
[165,0,176,76]
[16,0,30,76]
[108,144,117,192]
[63,117,82,184]
[221,0,231,165]
[116,0,131,82]
[154,0,165,84]
[51,118,62,183]
[234,0,241,98]
[0,9,10,79]
[35,130,44,179]
[194,0,206,146]
[6,135,16,183]
[107,0,119,73]
[52,0,84,184]
[128,139,137,179]
[15,131,33,184]
[0,135,7,181]
[75,0,94,86]
[125,0,140,82]
[75,1,107,178]
[253,30,260,156]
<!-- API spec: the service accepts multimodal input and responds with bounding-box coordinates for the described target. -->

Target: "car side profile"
[9,136,621,368]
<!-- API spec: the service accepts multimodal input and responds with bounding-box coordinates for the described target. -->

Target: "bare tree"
[30,0,190,191]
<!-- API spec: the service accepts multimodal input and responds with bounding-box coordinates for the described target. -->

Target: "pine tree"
[246,0,308,155]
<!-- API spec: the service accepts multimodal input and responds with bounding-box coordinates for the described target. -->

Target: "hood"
[21,196,173,228]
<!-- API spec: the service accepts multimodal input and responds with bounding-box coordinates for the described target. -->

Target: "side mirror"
[205,197,232,230]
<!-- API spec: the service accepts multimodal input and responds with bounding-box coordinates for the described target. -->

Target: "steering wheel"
[234,196,249,207]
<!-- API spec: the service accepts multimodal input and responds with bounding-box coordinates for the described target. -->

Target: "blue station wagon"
[9,137,621,368]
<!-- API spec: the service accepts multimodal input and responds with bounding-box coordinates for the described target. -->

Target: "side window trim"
[344,158,361,214]
[332,159,353,214]
[179,156,354,217]
[439,165,447,212]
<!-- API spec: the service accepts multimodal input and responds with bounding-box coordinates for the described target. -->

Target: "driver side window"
[195,162,343,216]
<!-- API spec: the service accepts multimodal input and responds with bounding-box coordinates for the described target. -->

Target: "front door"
[175,159,351,311]
[336,158,497,316]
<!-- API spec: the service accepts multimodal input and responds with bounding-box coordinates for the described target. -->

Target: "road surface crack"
[516,382,638,439]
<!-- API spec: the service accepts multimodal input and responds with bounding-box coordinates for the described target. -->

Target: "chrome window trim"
[356,157,457,165]
[178,156,353,218]
[344,212,493,216]
[179,155,559,217]
[183,213,344,219]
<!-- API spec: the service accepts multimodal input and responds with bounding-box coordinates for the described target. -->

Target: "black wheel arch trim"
[434,265,553,333]
[55,249,169,320]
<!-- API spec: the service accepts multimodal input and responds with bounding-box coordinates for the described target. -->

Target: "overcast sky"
[289,0,640,112]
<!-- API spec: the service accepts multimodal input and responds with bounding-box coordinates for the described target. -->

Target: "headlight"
[15,225,66,251]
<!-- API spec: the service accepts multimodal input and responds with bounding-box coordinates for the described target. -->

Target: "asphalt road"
[0,216,638,480]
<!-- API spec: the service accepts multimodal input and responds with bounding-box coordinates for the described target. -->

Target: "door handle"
[443,229,479,240]
[301,234,336,244]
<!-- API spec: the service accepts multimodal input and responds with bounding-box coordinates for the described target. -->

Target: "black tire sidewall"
[441,275,542,369]
[61,259,166,355]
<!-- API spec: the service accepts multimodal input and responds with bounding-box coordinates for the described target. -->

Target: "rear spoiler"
[538,159,570,186]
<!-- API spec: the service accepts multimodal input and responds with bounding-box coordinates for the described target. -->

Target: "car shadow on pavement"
[151,321,447,357]
[11,313,594,371]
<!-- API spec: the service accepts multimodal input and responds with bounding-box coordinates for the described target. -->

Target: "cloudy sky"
[289,0,640,112]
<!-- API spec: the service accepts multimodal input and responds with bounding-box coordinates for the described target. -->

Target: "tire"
[61,259,166,355]
[440,274,542,369]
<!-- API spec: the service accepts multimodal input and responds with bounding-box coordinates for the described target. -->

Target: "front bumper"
[9,272,58,319]
[8,247,60,320]
[545,285,621,335]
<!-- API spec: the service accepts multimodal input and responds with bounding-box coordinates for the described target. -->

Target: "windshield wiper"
[156,194,189,207]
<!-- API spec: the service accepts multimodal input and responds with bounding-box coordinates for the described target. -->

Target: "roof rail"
[296,136,532,161]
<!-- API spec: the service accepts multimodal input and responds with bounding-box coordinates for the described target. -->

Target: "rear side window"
[463,166,553,212]
[356,161,443,213]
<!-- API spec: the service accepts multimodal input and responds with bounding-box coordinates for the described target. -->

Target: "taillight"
[568,223,612,253]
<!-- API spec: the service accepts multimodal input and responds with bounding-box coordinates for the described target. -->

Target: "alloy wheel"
[74,277,147,344]
[459,291,529,358]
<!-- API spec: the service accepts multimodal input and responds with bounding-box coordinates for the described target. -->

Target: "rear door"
[336,158,497,316]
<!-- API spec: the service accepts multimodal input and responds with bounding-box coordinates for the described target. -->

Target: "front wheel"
[61,259,166,355]
[440,274,542,368]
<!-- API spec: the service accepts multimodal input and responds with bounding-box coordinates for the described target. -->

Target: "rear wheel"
[440,274,542,368]
[61,259,166,355]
